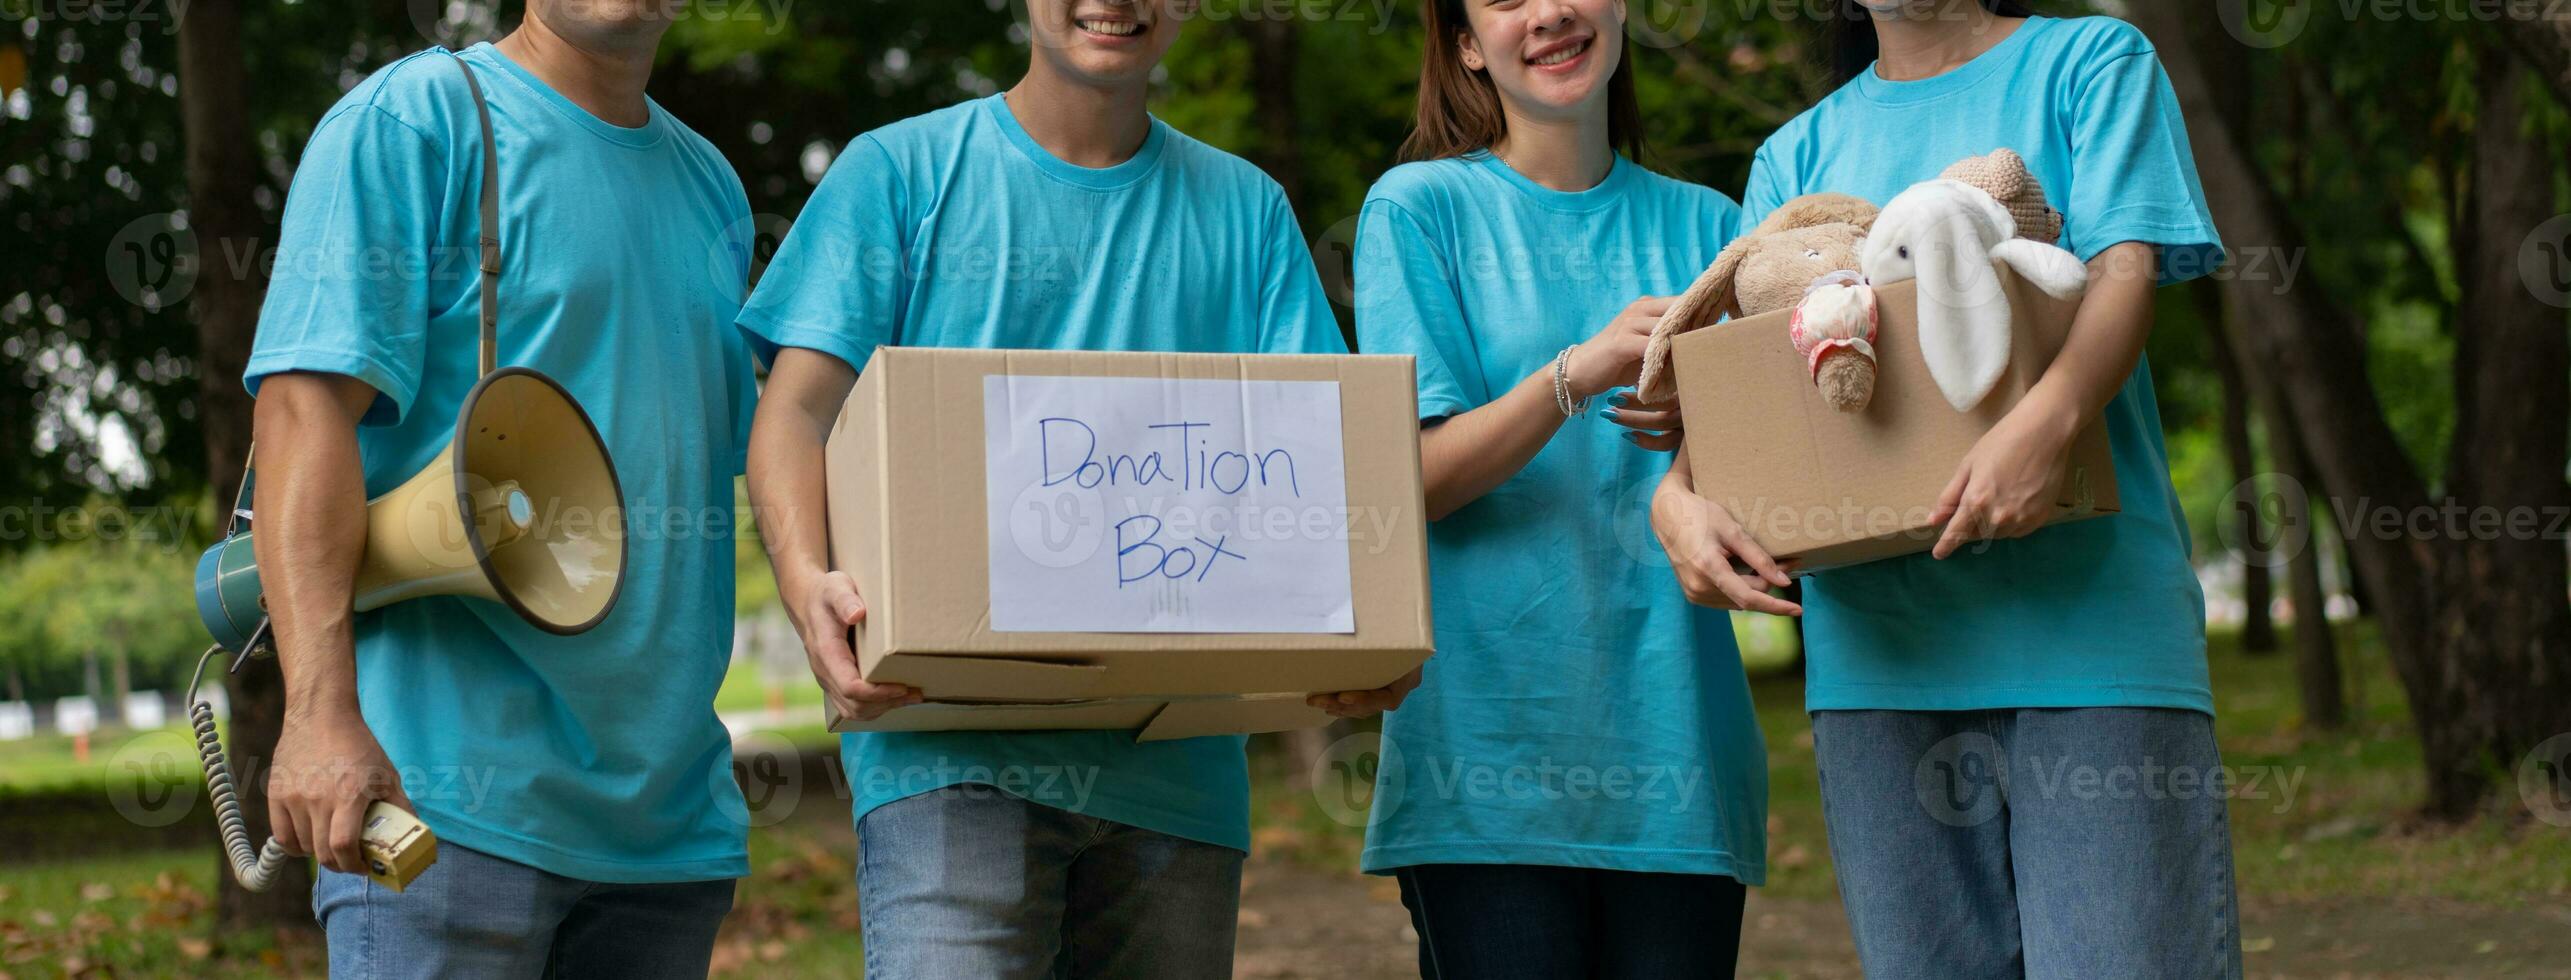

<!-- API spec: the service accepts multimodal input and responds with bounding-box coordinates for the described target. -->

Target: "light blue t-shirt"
[243,45,759,882]
[1744,16,2224,715]
[736,94,1344,852]
[1351,153,1767,882]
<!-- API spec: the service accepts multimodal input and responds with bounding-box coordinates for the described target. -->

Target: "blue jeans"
[1813,707,2243,980]
[311,842,734,979]
[1394,864,1745,978]
[856,784,1245,979]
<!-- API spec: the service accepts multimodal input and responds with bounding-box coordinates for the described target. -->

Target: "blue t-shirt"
[1351,153,1768,882]
[1744,16,2223,714]
[736,94,1344,852]
[243,44,759,882]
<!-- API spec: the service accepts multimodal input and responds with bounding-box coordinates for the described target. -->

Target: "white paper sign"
[53,696,97,736]
[984,375,1355,633]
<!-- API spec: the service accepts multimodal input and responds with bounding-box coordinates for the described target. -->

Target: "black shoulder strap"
[444,49,501,379]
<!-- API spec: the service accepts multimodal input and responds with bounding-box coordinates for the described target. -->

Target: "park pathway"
[1231,855,2571,980]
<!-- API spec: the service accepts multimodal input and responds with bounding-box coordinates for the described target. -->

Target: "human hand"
[270,705,412,875]
[1306,667,1423,719]
[1930,394,2077,559]
[1650,474,1801,616]
[792,570,920,721]
[1604,389,1683,451]
[1563,296,1676,402]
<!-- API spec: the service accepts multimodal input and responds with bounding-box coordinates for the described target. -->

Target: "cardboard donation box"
[822,347,1434,740]
[1669,265,2120,573]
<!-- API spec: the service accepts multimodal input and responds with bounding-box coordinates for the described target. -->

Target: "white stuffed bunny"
[1857,162,2089,412]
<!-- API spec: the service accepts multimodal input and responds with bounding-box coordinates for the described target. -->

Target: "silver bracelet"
[1552,345,1589,417]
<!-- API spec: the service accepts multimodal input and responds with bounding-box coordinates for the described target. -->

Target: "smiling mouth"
[1076,17,1147,37]
[1527,36,1591,67]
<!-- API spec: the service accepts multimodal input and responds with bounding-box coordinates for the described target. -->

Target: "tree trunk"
[110,647,132,727]
[1241,17,1303,210]
[2265,392,2345,731]
[2198,281,2275,653]
[180,0,311,925]
[2497,3,2571,108]
[2131,8,2570,819]
[2432,56,2571,816]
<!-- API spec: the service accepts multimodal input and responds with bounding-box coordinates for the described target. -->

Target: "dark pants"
[1394,864,1746,979]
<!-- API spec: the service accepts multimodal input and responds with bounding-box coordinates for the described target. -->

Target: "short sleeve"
[1351,198,1480,422]
[735,135,909,372]
[2063,49,2225,284]
[1740,144,1796,231]
[1253,190,1349,356]
[244,105,445,427]
[714,173,760,476]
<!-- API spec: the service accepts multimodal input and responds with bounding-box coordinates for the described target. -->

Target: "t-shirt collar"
[466,42,667,149]
[985,92,1169,190]
[1852,15,2050,106]
[1467,149,1636,213]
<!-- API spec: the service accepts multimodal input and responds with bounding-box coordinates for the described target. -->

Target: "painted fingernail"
[1603,407,1621,421]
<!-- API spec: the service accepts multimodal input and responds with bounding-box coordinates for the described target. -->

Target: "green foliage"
[0,528,204,703]
[7,0,2550,618]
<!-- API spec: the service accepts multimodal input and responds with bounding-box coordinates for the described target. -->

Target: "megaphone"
[193,367,627,652]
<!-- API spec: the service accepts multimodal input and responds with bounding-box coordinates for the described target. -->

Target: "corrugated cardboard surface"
[1671,264,2120,573]
[823,348,1434,737]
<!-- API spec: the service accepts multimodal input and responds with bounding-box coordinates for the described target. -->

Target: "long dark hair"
[1397,0,1646,164]
[1828,0,2041,86]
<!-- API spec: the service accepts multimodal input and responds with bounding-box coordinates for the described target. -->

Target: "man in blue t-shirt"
[245,2,759,975]
[739,1,1393,973]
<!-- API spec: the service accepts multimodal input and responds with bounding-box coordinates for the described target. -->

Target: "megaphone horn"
[194,367,627,652]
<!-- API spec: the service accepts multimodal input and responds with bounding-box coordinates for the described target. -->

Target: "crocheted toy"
[1639,192,1881,409]
[1940,148,2063,245]
[1857,150,2088,412]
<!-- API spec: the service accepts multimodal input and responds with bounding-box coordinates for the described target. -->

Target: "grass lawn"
[1742,623,2571,904]
[1242,621,2571,905]
[6,622,2565,977]
[0,731,198,798]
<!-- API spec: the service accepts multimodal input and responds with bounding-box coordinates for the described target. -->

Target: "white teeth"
[1078,19,1141,36]
[1531,39,1587,66]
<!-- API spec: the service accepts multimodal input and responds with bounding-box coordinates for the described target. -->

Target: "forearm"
[1419,365,1572,520]
[1660,434,1696,493]
[746,350,857,625]
[2021,242,2157,439]
[748,415,833,625]
[249,377,372,722]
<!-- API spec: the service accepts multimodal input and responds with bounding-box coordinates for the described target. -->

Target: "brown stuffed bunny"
[1636,192,1881,407]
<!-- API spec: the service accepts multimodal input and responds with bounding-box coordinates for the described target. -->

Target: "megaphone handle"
[189,646,438,892]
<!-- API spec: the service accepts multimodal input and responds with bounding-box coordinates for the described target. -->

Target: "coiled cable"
[188,644,289,892]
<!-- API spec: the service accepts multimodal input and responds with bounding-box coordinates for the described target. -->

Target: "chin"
[536,0,667,36]
[1063,48,1160,83]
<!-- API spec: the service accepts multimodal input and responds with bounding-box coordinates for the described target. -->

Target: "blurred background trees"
[2,0,2564,928]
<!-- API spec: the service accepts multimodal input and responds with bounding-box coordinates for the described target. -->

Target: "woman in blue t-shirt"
[1320,0,1793,974]
[1659,2,2244,976]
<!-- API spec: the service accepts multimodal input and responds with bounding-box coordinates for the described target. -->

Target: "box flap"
[1137,695,1333,742]
[863,655,1111,700]
[828,698,1166,734]
[825,692,1338,740]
